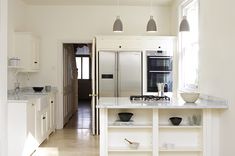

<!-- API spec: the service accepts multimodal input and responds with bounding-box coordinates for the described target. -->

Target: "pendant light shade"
[179,16,190,32]
[113,16,123,32]
[147,16,157,32]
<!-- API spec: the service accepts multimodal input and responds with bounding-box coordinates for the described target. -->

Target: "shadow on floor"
[65,100,92,129]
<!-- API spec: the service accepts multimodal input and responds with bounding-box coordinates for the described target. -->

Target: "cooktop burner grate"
[130,95,170,101]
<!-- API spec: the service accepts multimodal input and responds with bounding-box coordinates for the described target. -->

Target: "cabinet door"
[40,111,49,140]
[27,102,36,137]
[14,32,40,72]
[31,37,40,70]
[96,39,119,50]
[15,33,31,70]
[36,111,42,142]
[49,97,55,131]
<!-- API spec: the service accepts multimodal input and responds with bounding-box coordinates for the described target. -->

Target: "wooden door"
[91,38,99,135]
[63,44,78,126]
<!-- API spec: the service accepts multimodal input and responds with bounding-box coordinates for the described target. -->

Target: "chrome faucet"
[14,82,20,94]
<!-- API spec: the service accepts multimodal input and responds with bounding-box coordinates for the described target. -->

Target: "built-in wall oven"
[147,51,173,92]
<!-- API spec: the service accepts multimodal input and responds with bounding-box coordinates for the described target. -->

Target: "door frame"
[0,0,8,155]
[57,40,92,129]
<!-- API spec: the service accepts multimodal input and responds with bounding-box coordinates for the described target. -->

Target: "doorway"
[63,43,93,130]
[32,42,99,155]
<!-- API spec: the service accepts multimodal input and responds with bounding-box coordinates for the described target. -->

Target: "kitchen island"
[97,96,228,156]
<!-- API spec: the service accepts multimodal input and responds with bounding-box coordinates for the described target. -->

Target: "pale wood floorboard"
[33,100,99,156]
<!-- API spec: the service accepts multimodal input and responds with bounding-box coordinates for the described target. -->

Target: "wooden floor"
[33,100,99,156]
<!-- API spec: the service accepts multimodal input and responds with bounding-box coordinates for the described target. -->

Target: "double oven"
[146,51,173,92]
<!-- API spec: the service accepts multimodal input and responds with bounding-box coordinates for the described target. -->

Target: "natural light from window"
[179,0,199,90]
[76,57,90,79]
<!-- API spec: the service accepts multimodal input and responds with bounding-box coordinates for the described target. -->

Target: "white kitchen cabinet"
[8,93,56,156]
[41,110,49,139]
[96,36,175,52]
[96,37,143,51]
[35,95,51,143]
[13,32,40,72]
[8,99,39,156]
[36,107,49,143]
[49,94,56,132]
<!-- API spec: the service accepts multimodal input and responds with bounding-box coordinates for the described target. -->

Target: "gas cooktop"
[130,95,170,101]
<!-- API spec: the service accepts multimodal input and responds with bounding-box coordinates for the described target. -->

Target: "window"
[179,0,199,91]
[76,56,90,79]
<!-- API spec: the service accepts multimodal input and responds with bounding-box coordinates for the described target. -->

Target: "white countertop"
[8,87,57,103]
[97,96,228,109]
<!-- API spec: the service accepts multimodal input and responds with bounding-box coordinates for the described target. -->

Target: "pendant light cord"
[117,0,120,16]
[150,0,153,16]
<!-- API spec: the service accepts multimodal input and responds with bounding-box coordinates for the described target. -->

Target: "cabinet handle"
[119,45,122,48]
[32,103,35,106]
[51,101,54,103]
[34,61,38,64]
[43,117,46,119]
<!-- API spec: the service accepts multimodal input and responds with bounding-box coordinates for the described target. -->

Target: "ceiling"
[22,0,174,6]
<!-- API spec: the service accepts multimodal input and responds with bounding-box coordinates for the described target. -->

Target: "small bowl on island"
[180,92,200,103]
[32,87,44,92]
[118,112,133,122]
[169,117,182,126]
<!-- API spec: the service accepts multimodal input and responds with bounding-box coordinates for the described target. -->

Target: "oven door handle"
[149,71,172,73]
[148,56,172,59]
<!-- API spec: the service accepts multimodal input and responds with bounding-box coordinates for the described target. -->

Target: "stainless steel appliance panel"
[146,51,173,93]
[99,51,117,97]
[118,52,142,96]
[99,51,142,97]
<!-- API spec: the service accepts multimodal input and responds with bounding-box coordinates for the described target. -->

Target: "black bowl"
[169,117,182,126]
[118,112,133,122]
[32,87,44,92]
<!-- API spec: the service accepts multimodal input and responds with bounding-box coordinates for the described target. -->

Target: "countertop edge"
[96,96,229,109]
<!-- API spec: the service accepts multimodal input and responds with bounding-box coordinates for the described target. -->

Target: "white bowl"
[180,92,200,103]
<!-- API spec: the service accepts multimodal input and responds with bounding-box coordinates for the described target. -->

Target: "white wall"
[8,0,28,89]
[25,5,171,87]
[0,0,8,155]
[15,5,172,128]
[199,0,235,155]
[171,0,235,155]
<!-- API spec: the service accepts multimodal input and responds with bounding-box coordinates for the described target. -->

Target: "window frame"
[178,0,200,91]
[76,54,91,80]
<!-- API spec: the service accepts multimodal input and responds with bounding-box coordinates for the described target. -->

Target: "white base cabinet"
[100,108,221,156]
[8,99,39,156]
[8,93,56,156]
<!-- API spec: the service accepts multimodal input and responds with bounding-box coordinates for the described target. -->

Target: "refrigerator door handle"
[116,52,119,97]
[89,94,98,97]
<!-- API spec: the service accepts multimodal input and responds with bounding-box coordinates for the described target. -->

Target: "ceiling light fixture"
[113,0,123,32]
[179,16,190,32]
[147,0,157,32]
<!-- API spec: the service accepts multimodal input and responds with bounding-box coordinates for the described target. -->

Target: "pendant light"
[113,0,123,32]
[179,16,190,32]
[147,0,157,32]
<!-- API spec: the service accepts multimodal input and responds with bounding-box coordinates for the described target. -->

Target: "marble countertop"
[97,96,228,109]
[8,87,57,102]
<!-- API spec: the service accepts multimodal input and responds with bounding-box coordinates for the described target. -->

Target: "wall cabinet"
[10,32,40,72]
[96,36,175,52]
[8,93,56,156]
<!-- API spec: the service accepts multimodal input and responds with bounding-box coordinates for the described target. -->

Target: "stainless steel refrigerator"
[98,51,142,97]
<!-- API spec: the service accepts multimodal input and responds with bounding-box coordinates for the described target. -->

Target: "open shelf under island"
[97,96,228,156]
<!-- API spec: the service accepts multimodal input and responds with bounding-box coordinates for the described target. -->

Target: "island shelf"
[98,97,228,156]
